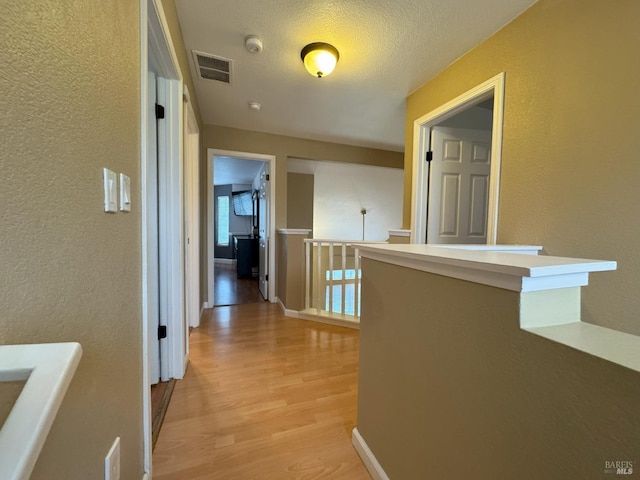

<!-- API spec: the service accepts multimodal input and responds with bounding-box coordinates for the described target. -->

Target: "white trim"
[277,228,312,235]
[0,343,82,480]
[357,243,616,293]
[142,474,149,480]
[524,322,640,373]
[411,72,505,244]
[276,297,299,318]
[139,1,151,476]
[207,149,277,305]
[297,309,360,330]
[141,0,186,476]
[388,229,411,237]
[351,428,390,480]
[184,86,200,329]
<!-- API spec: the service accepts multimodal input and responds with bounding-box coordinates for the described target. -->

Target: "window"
[217,196,230,245]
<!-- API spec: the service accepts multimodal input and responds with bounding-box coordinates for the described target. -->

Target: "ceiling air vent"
[192,51,232,85]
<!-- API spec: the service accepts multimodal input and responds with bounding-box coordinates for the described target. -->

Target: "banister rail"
[304,239,386,321]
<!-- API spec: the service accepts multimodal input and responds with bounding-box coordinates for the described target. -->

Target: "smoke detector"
[245,35,263,54]
[248,101,262,111]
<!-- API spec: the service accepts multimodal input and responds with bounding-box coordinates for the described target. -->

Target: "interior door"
[258,164,269,300]
[148,70,161,384]
[427,126,492,244]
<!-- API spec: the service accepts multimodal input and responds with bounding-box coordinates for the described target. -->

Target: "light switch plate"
[103,168,117,213]
[119,173,131,212]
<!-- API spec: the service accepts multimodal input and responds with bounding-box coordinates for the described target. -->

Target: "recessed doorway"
[411,73,505,244]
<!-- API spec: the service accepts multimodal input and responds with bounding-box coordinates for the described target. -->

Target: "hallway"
[214,261,264,306]
[152,302,369,479]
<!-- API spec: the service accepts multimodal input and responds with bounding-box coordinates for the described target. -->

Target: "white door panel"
[428,127,492,244]
[148,70,160,385]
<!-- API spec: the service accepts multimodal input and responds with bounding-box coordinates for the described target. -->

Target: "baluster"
[328,242,334,314]
[305,240,311,311]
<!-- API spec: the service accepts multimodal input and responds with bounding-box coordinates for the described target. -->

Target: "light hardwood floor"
[153,302,370,479]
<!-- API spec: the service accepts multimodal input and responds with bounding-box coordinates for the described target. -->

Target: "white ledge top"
[357,244,616,292]
[0,342,82,480]
[277,229,312,235]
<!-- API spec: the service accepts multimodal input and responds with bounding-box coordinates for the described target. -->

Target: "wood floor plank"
[153,303,370,479]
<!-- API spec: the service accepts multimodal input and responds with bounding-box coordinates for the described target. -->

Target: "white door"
[427,126,492,244]
[147,70,161,384]
[183,97,199,331]
[258,164,269,300]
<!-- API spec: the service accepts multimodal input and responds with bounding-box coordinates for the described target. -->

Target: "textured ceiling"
[176,0,537,152]
[214,156,264,185]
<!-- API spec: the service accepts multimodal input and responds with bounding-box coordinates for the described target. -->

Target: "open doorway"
[411,73,505,244]
[207,149,277,308]
[212,156,265,306]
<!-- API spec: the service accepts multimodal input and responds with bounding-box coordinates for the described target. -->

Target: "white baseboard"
[352,428,390,480]
[213,257,235,265]
[276,297,300,318]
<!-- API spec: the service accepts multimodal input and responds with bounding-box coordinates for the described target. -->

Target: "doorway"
[411,73,505,244]
[212,157,265,306]
[207,149,277,308]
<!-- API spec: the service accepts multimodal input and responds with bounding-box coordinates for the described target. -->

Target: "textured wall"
[404,0,640,335]
[0,2,143,479]
[287,173,314,230]
[358,258,640,479]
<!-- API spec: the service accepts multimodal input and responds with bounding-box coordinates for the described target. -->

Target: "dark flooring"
[214,261,265,306]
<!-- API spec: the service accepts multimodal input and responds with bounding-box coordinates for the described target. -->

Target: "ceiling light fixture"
[300,42,339,78]
[248,101,261,111]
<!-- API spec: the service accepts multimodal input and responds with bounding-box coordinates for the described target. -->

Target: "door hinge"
[265,174,270,181]
[426,151,433,162]
[158,325,167,340]
[155,103,165,119]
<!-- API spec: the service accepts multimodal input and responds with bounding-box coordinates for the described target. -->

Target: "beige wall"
[404,0,640,335]
[0,2,143,479]
[287,173,314,230]
[358,258,640,479]
[276,232,309,311]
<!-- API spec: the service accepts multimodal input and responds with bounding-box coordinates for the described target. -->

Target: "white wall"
[288,159,403,241]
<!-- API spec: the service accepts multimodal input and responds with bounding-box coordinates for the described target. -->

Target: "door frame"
[206,149,277,307]
[410,72,505,244]
[184,86,200,330]
[141,0,188,475]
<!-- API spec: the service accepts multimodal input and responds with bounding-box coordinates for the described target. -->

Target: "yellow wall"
[404,0,640,335]
[0,2,143,479]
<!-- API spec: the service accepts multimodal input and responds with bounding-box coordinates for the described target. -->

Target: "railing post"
[341,243,347,316]
[305,240,311,311]
[315,241,322,313]
[328,242,334,314]
[354,246,360,319]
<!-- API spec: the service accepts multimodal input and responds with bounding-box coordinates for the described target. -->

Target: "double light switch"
[103,168,131,213]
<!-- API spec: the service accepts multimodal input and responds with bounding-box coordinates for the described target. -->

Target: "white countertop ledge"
[0,342,82,480]
[356,244,616,292]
